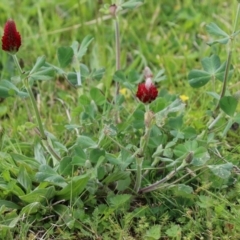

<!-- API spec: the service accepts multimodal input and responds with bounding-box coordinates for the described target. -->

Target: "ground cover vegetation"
[1,0,240,239]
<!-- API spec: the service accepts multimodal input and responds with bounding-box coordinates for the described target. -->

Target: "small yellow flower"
[180,95,189,102]
[120,88,131,99]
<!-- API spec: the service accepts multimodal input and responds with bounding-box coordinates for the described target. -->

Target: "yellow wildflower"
[180,95,189,102]
[120,88,131,99]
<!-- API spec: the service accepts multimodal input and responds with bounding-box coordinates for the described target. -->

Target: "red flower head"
[136,78,158,103]
[2,19,21,53]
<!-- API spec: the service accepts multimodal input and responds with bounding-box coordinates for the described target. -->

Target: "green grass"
[1,0,240,239]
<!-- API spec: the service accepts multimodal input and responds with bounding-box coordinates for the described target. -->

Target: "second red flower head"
[136,67,158,103]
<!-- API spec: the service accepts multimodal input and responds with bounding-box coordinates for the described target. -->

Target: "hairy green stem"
[12,54,61,161]
[12,54,24,75]
[134,105,153,193]
[215,50,232,111]
[44,139,61,161]
[134,158,143,192]
[233,3,240,33]
[215,3,240,111]
[208,112,224,129]
[24,80,46,139]
[114,17,121,124]
[12,55,46,140]
[25,83,61,161]
[220,50,232,99]
[143,157,160,177]
[139,160,188,193]
[115,18,120,95]
[115,19,121,72]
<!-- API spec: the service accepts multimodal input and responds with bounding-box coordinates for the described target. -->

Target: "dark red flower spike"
[2,19,21,53]
[136,78,158,103]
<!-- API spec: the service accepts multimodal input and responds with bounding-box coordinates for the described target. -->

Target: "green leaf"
[206,23,229,45]
[53,204,75,229]
[167,115,183,130]
[0,200,21,210]
[183,127,197,139]
[207,37,229,46]
[174,140,197,157]
[99,4,111,14]
[5,180,26,197]
[30,67,55,81]
[34,143,46,165]
[153,69,166,83]
[77,135,98,149]
[113,70,126,83]
[155,99,185,123]
[71,156,86,167]
[206,22,229,38]
[11,153,40,169]
[215,61,234,82]
[19,186,55,203]
[90,87,106,105]
[17,166,32,193]
[121,0,143,9]
[57,47,74,68]
[59,157,73,176]
[80,64,90,78]
[116,174,131,191]
[76,35,94,60]
[20,202,41,215]
[108,194,132,209]
[0,215,21,229]
[30,56,46,74]
[102,171,130,184]
[120,149,135,170]
[191,146,210,166]
[208,163,233,179]
[78,94,91,106]
[188,55,233,88]
[174,141,210,166]
[166,224,182,237]
[53,140,68,153]
[201,55,220,73]
[153,147,166,161]
[220,96,238,116]
[16,89,28,98]
[0,80,28,98]
[0,86,10,98]
[128,70,140,83]
[187,141,202,151]
[188,70,210,88]
[45,62,65,75]
[35,165,67,188]
[144,225,161,240]
[206,91,220,100]
[177,184,193,194]
[0,80,17,92]
[86,179,98,194]
[67,64,89,86]
[232,29,240,38]
[105,153,121,165]
[92,68,105,81]
[71,41,79,55]
[89,148,106,164]
[67,72,78,86]
[65,124,81,131]
[197,195,213,208]
[53,204,69,216]
[72,147,87,166]
[56,174,89,200]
